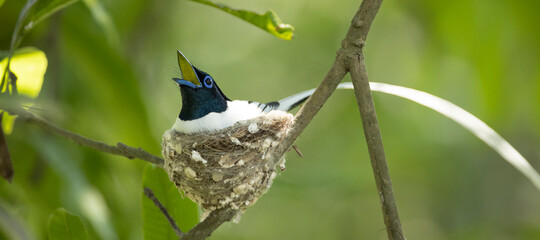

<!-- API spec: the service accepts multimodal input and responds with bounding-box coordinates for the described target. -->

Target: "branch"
[4,0,401,238]
[268,0,405,239]
[144,185,237,240]
[350,51,404,240]
[181,208,237,240]
[144,187,184,238]
[269,0,384,164]
[346,1,404,239]
[4,106,164,166]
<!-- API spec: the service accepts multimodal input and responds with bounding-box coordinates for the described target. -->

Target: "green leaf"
[334,82,540,191]
[1,0,36,86]
[11,0,37,42]
[0,47,47,134]
[142,165,198,240]
[11,0,79,46]
[0,0,5,10]
[47,208,88,240]
[0,47,47,98]
[2,0,76,92]
[26,0,79,32]
[190,0,294,40]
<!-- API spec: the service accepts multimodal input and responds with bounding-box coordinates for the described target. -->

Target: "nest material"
[162,111,294,217]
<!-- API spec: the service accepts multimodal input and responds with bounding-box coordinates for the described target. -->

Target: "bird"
[165,51,356,212]
[171,50,352,133]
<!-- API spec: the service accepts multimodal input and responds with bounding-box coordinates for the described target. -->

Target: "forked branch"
[270,0,405,239]
[5,0,403,238]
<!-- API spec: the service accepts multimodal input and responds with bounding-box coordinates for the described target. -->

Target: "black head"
[173,51,230,121]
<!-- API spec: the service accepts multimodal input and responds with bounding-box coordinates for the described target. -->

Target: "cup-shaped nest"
[162,111,294,216]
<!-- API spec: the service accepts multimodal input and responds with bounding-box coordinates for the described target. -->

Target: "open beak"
[173,50,201,88]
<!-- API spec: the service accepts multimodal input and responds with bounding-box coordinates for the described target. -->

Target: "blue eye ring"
[203,76,213,88]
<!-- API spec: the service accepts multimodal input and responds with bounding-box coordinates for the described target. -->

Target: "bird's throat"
[179,87,228,121]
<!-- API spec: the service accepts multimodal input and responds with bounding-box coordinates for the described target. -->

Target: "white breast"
[172,100,264,133]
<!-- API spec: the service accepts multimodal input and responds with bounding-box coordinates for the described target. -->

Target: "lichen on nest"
[162,111,294,219]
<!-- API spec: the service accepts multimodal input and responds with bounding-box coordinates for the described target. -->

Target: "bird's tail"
[274,82,354,112]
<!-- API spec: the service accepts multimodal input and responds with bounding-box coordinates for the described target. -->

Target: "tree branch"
[269,0,385,164]
[182,0,402,238]
[350,55,404,240]
[3,0,402,238]
[145,184,237,240]
[5,106,164,166]
[345,1,404,239]
[144,187,184,238]
[268,0,405,239]
[181,208,237,240]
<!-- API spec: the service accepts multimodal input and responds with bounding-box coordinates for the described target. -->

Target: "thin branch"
[269,50,348,165]
[269,0,385,164]
[345,0,404,239]
[143,187,184,238]
[350,55,404,240]
[5,106,164,166]
[144,184,237,240]
[181,208,237,240]
[3,0,400,238]
[267,0,405,239]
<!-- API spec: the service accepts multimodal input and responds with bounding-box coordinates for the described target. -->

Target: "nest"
[162,111,294,218]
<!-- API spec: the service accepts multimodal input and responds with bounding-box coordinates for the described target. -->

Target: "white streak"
[190,150,207,164]
[248,123,259,133]
[362,82,540,191]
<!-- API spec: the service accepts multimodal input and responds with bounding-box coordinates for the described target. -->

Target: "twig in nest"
[143,187,184,238]
[292,145,303,158]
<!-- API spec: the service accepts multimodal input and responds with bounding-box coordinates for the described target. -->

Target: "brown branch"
[267,0,405,239]
[350,52,404,240]
[5,106,164,166]
[269,51,348,164]
[144,187,184,238]
[346,1,404,239]
[3,0,401,238]
[181,208,237,240]
[144,184,237,240]
[176,0,403,238]
[269,0,385,164]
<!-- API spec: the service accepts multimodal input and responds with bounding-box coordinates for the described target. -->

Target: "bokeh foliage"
[1,0,539,239]
[47,208,88,240]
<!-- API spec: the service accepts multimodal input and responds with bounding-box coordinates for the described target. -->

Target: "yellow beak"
[177,50,201,87]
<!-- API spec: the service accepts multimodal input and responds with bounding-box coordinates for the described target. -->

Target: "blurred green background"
[1,0,540,239]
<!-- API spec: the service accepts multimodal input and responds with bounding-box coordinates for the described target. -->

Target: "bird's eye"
[203,76,213,88]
